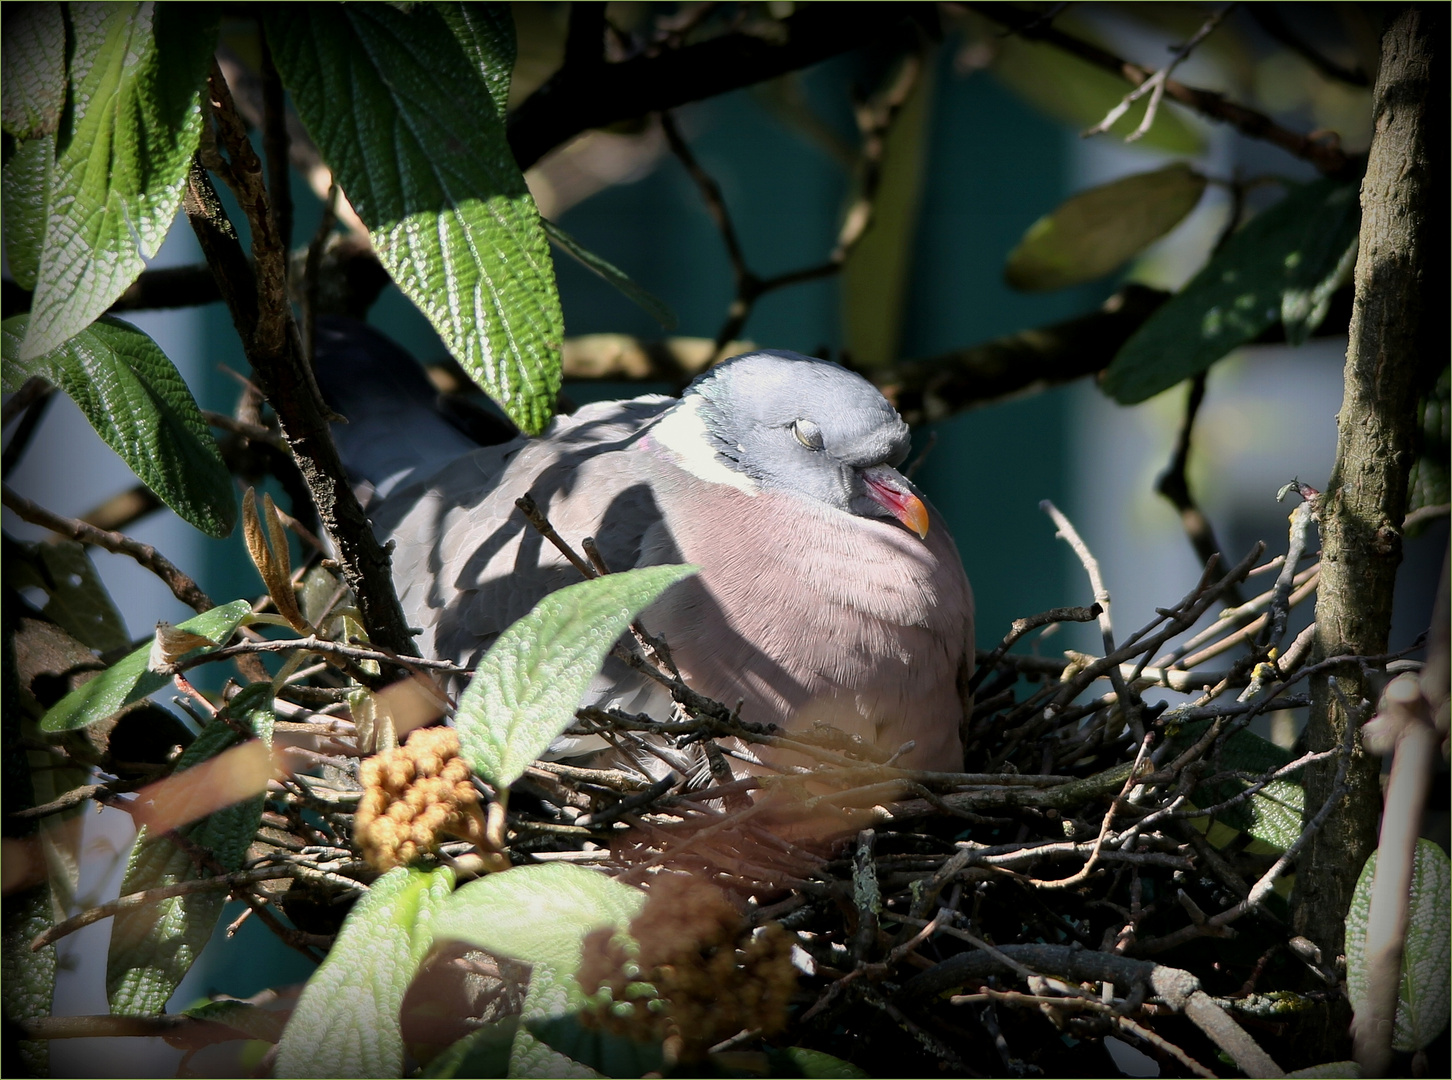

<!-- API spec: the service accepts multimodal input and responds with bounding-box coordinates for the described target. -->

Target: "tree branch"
[966,2,1353,177]
[507,3,916,170]
[187,62,419,658]
[1293,2,1445,963]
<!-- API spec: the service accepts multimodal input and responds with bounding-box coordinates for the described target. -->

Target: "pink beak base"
[861,466,930,539]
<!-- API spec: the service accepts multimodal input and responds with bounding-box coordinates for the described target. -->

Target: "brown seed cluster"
[577,873,797,1061]
[353,726,487,871]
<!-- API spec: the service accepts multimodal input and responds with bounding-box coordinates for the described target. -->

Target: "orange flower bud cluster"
[577,873,797,1061]
[353,726,487,871]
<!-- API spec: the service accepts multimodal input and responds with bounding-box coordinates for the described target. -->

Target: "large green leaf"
[19,2,216,360]
[437,2,515,122]
[1346,839,1451,1053]
[38,599,252,732]
[435,864,645,1078]
[1005,164,1208,291]
[433,864,646,1002]
[265,4,565,435]
[2,132,55,291]
[3,315,237,537]
[276,865,456,1079]
[1,883,55,1077]
[107,685,275,1014]
[454,565,697,789]
[1172,722,1305,851]
[1103,175,1361,403]
[1,1,67,139]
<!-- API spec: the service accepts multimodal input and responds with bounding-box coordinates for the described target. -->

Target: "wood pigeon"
[315,318,974,774]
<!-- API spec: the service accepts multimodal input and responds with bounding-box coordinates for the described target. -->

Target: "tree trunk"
[1292,4,1445,962]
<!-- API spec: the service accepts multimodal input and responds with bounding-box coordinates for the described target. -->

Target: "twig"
[3,484,213,613]
[1085,4,1236,143]
[969,2,1351,176]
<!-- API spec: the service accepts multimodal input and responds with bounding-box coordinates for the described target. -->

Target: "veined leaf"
[8,540,130,654]
[1173,722,1305,851]
[38,599,252,732]
[437,2,515,123]
[454,565,696,789]
[434,863,646,1077]
[1,1,67,139]
[265,4,565,435]
[276,866,456,1079]
[1006,164,1208,291]
[434,864,646,1011]
[544,220,678,330]
[107,685,275,1015]
[2,315,237,537]
[1103,174,1362,403]
[19,2,217,360]
[1346,839,1451,1053]
[2,133,55,291]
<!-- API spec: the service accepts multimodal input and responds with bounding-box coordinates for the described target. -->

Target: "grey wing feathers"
[371,396,678,668]
[313,316,502,497]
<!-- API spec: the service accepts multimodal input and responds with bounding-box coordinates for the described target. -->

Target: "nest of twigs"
[171,485,1402,1078]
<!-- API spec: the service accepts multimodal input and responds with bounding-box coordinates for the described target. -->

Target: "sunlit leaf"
[1103,174,1362,403]
[1346,840,1451,1053]
[1005,164,1208,291]
[2,315,237,537]
[276,866,456,1078]
[454,565,696,789]
[19,3,216,360]
[107,685,275,1015]
[38,600,252,732]
[1175,723,1305,851]
[265,3,565,435]
[434,864,645,1078]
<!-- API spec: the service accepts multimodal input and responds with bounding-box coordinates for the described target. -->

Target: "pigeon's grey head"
[658,349,930,538]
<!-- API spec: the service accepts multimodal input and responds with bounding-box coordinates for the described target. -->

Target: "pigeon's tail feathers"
[313,316,504,498]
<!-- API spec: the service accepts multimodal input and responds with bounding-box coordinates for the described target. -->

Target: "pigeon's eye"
[792,419,823,450]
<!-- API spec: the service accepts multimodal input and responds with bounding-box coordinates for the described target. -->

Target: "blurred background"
[5,4,1445,1075]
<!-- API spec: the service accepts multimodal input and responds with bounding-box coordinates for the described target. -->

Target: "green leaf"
[3,315,237,537]
[1,880,56,1077]
[1,1,67,139]
[433,864,646,1006]
[989,25,1203,156]
[265,3,565,435]
[1176,723,1305,851]
[2,132,54,291]
[422,1017,520,1078]
[768,1046,873,1078]
[276,865,456,1079]
[454,565,697,789]
[1346,839,1451,1053]
[544,220,679,330]
[8,540,131,653]
[19,3,217,360]
[1005,164,1208,291]
[528,1014,664,1079]
[107,686,276,1015]
[1103,175,1362,403]
[437,2,515,122]
[38,599,252,732]
[177,998,287,1045]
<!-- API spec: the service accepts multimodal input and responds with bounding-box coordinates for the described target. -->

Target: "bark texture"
[1292,4,1445,960]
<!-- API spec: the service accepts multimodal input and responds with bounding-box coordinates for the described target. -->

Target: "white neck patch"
[650,396,760,495]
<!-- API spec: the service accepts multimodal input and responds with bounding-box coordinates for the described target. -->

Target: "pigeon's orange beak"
[861,465,930,539]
